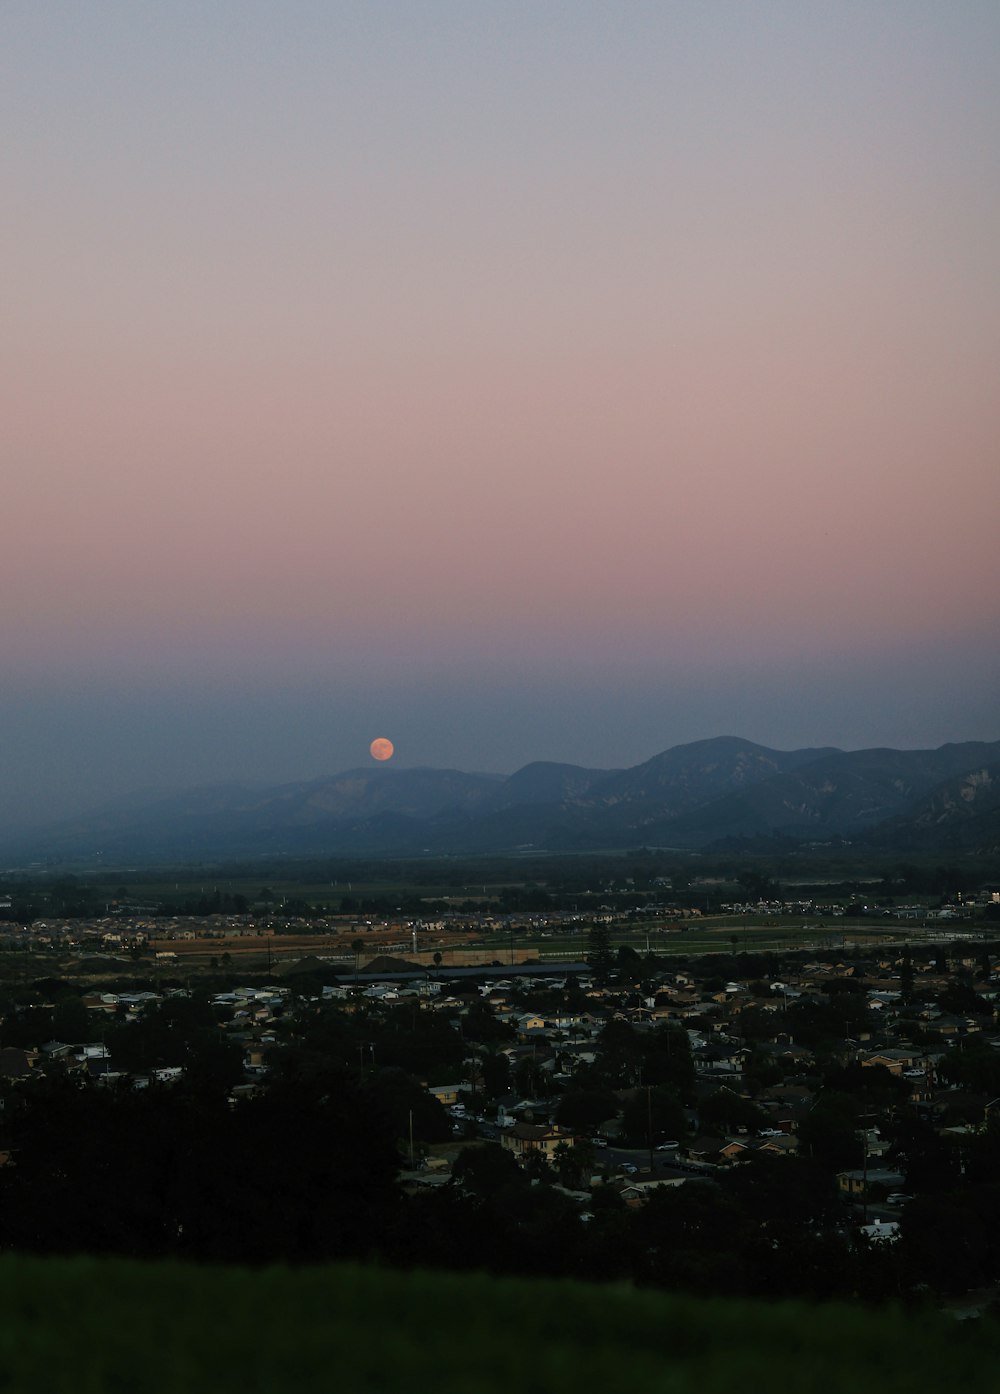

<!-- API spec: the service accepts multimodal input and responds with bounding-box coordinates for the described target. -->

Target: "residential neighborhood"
[1,909,1000,1299]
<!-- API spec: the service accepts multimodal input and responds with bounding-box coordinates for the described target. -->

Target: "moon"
[369,737,395,762]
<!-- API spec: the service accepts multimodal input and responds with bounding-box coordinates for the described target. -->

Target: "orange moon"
[369,737,395,762]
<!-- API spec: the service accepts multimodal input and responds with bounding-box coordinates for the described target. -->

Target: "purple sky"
[3,2,999,828]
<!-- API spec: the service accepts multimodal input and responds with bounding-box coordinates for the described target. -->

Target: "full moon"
[369,737,395,762]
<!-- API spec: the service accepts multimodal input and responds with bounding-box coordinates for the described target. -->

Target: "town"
[1,869,999,1304]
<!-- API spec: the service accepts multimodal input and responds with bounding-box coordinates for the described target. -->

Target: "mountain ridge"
[4,736,999,861]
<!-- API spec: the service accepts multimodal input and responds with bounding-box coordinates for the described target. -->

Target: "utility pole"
[647,1084,654,1176]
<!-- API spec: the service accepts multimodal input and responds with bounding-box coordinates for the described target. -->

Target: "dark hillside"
[1,1255,997,1394]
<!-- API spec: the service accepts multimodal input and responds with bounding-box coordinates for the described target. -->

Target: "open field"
[116,917,971,973]
[0,912,982,989]
[482,918,979,965]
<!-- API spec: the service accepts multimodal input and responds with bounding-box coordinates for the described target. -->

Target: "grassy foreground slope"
[0,1255,997,1393]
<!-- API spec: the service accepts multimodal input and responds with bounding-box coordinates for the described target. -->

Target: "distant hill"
[4,736,1000,861]
[594,736,838,810]
[863,760,1000,853]
[675,742,1000,850]
[479,759,616,809]
[1,1254,997,1394]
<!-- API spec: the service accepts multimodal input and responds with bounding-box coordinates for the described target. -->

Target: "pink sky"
[2,1,998,823]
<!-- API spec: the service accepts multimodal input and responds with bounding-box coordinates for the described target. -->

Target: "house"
[695,1043,743,1074]
[685,1135,726,1165]
[500,1122,574,1160]
[757,1134,798,1156]
[512,1012,547,1038]
[927,1089,991,1126]
[862,1049,920,1075]
[860,1220,900,1244]
[601,1175,685,1206]
[82,992,119,1013]
[757,1083,816,1126]
[428,1083,465,1107]
[837,1168,905,1197]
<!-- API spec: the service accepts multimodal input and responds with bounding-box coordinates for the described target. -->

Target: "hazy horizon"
[9,726,1000,837]
[3,2,998,830]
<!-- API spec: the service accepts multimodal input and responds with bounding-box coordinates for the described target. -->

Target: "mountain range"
[5,736,1000,862]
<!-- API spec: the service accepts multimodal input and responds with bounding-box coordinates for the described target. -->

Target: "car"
[620,1163,638,1175]
[758,1128,784,1138]
[592,1137,608,1148]
[886,1193,913,1206]
[656,1141,679,1151]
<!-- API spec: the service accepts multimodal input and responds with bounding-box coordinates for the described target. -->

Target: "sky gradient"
[3,1,999,829]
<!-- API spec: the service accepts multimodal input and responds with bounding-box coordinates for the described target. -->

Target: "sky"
[3,0,999,829]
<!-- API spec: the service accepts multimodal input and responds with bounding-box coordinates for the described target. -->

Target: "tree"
[899,952,914,1000]
[742,1046,784,1093]
[937,977,990,1018]
[796,1092,863,1170]
[937,1041,1000,1096]
[51,996,91,1044]
[900,1185,1000,1293]
[479,1048,511,1099]
[621,1086,686,1147]
[553,1139,596,1189]
[586,923,614,982]
[616,944,641,973]
[889,1116,961,1193]
[514,1056,546,1097]
[960,1114,1000,1186]
[642,1022,695,1097]
[786,994,872,1051]
[594,1020,642,1087]
[522,1148,552,1183]
[183,1031,245,1095]
[0,1065,402,1265]
[737,869,779,901]
[698,1088,767,1135]
[461,1005,514,1045]
[451,1143,522,1198]
[363,1067,451,1144]
[554,1089,619,1133]
[822,1061,909,1110]
[635,1182,751,1292]
[725,1153,839,1229]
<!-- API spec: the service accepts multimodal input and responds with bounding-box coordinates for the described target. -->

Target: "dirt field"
[144,928,509,974]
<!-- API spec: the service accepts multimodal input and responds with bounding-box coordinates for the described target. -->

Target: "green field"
[478,917,936,963]
[0,1255,996,1393]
